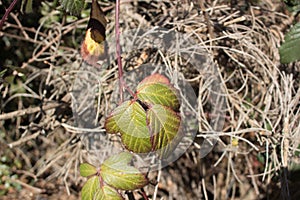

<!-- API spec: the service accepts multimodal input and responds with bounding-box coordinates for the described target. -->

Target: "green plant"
[105,74,181,154]
[279,22,300,64]
[279,0,300,63]
[0,131,22,196]
[59,0,85,16]
[80,153,148,200]
[80,73,182,199]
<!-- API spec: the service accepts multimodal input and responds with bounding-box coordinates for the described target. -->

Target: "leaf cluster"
[80,73,183,199]
[80,153,148,200]
[105,74,182,156]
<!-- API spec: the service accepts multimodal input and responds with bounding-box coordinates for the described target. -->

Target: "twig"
[10,13,30,39]
[0,31,43,46]
[8,178,45,194]
[198,0,215,49]
[281,117,290,199]
[8,132,40,148]
[202,177,208,200]
[152,169,161,200]
[245,155,259,195]
[21,24,74,68]
[139,188,149,200]
[61,123,105,133]
[0,0,18,30]
[115,0,124,102]
[0,102,60,121]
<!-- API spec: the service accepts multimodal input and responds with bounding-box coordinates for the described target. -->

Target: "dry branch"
[0,102,61,121]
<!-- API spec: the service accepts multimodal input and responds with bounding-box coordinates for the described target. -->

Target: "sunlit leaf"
[105,101,152,153]
[80,163,97,177]
[148,104,181,151]
[137,82,180,111]
[94,185,124,200]
[100,152,149,190]
[81,176,100,200]
[280,22,300,64]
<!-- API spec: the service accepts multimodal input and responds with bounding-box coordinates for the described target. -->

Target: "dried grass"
[0,0,299,199]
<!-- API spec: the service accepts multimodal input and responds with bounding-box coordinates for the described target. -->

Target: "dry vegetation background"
[0,0,300,199]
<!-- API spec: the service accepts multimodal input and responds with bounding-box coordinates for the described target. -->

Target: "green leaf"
[100,152,148,190]
[0,69,6,77]
[136,74,180,111]
[60,0,84,16]
[105,101,152,153]
[94,185,124,200]
[280,22,300,64]
[25,0,33,13]
[137,82,180,111]
[21,0,33,13]
[80,163,97,177]
[81,176,100,200]
[148,104,181,151]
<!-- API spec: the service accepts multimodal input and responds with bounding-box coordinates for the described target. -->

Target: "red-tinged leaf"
[100,152,149,190]
[138,73,170,87]
[81,176,100,200]
[147,104,181,151]
[80,163,97,177]
[94,185,124,200]
[137,83,180,111]
[105,100,152,153]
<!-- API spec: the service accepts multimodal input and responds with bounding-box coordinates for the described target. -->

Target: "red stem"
[139,188,149,200]
[0,0,18,30]
[115,0,125,103]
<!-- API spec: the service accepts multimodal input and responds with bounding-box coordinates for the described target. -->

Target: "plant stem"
[115,0,124,103]
[0,0,19,30]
